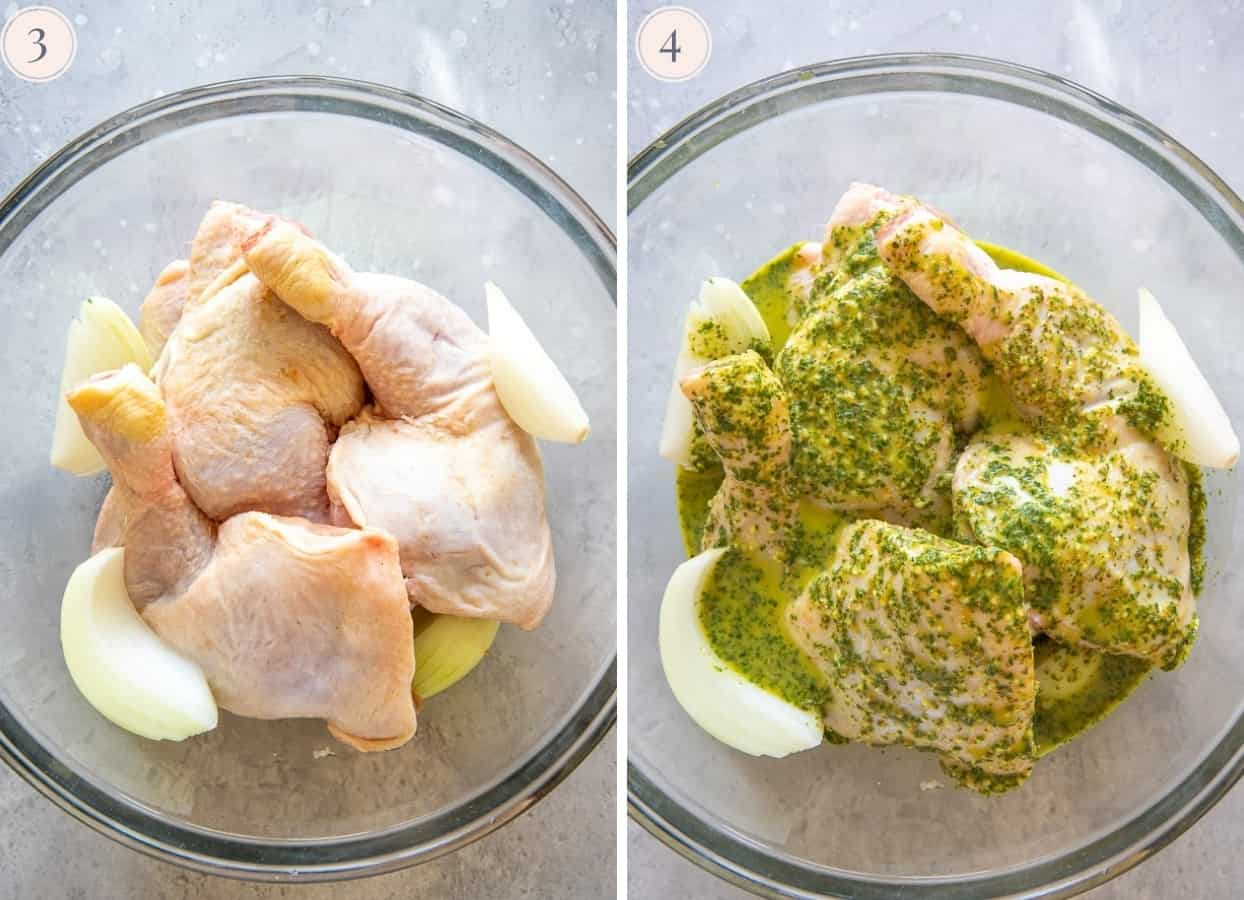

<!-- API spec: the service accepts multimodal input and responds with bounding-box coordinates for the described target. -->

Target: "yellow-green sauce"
[675,467,723,557]
[739,242,804,347]
[697,547,830,715]
[1033,639,1150,755]
[975,240,1069,283]
[675,236,1205,756]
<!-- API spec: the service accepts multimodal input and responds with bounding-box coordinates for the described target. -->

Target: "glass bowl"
[0,76,615,880]
[628,54,1244,898]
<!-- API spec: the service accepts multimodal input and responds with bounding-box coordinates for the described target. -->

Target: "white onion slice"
[659,278,770,466]
[486,281,590,444]
[50,297,153,475]
[61,548,218,741]
[1139,288,1239,468]
[659,548,823,758]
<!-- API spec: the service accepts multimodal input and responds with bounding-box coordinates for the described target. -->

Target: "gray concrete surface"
[627,0,1244,897]
[0,2,615,898]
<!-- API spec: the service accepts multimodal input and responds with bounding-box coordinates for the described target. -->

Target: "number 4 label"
[637,7,711,82]
[660,30,682,64]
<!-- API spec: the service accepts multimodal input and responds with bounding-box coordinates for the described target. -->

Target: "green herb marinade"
[1032,638,1151,756]
[1186,461,1207,595]
[738,242,804,349]
[697,547,830,714]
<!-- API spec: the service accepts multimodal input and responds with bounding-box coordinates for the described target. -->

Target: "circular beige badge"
[2,6,76,83]
[636,6,711,82]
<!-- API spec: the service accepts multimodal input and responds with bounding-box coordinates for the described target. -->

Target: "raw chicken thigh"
[328,409,553,629]
[146,513,417,751]
[243,222,556,629]
[155,271,364,522]
[138,259,189,358]
[787,519,1036,791]
[152,204,364,522]
[68,365,416,750]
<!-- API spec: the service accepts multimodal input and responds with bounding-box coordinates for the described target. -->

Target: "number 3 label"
[636,7,711,82]
[2,6,76,83]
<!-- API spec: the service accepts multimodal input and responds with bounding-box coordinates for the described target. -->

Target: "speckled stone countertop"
[627,1,1244,897]
[0,2,615,898]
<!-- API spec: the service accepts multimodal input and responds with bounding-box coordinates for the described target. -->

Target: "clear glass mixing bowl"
[628,54,1244,898]
[0,76,615,880]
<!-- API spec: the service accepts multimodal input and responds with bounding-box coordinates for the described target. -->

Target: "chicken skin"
[787,519,1036,791]
[154,272,365,522]
[138,259,189,358]
[183,201,275,310]
[243,222,556,629]
[328,409,554,629]
[68,365,416,751]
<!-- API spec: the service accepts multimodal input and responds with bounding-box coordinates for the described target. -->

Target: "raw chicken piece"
[138,259,189,358]
[872,185,1161,431]
[70,365,214,609]
[680,350,795,559]
[183,201,275,310]
[155,272,365,521]
[145,514,417,751]
[774,184,987,530]
[91,487,126,553]
[787,519,1036,792]
[954,426,1195,669]
[328,409,554,629]
[244,222,489,421]
[243,222,556,629]
[67,366,416,751]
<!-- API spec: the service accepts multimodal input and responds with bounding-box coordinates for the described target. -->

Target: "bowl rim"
[0,74,617,882]
[626,51,1244,899]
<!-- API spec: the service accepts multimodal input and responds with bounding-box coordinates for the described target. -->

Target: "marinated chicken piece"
[873,186,1165,432]
[787,519,1036,792]
[864,183,1198,668]
[680,351,794,559]
[154,272,365,521]
[67,366,416,751]
[328,409,554,629]
[954,426,1195,669]
[243,222,556,628]
[775,185,988,529]
[786,241,823,311]
[138,259,189,358]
